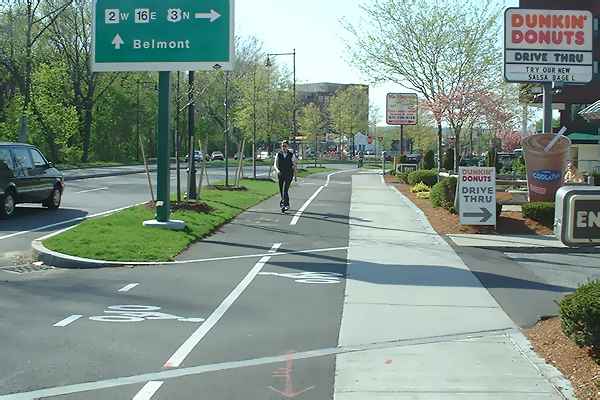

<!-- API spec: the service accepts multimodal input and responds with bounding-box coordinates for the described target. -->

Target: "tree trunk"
[81,104,93,162]
[454,129,460,173]
[437,122,443,176]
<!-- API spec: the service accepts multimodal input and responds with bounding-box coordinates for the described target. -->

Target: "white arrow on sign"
[194,9,221,22]
[112,34,124,50]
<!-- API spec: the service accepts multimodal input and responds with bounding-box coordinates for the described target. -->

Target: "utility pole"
[187,71,197,200]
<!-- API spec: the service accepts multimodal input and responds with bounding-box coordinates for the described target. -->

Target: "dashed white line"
[132,381,163,400]
[162,242,282,368]
[53,315,83,327]
[118,283,140,292]
[74,187,108,194]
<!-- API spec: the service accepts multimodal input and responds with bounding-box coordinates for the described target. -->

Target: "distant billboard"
[386,93,418,126]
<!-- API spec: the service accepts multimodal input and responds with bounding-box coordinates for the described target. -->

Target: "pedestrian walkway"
[334,174,574,399]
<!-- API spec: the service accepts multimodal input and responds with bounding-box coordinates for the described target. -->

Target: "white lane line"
[162,242,282,368]
[269,243,282,253]
[290,169,355,226]
[0,203,146,241]
[118,283,140,293]
[0,328,515,400]
[325,169,354,187]
[132,381,163,400]
[290,186,324,226]
[74,187,108,194]
[53,315,83,327]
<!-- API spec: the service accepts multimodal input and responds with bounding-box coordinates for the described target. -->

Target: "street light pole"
[266,50,297,151]
[253,68,257,179]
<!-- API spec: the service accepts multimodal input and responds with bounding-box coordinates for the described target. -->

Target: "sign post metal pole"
[156,71,172,223]
[543,83,553,133]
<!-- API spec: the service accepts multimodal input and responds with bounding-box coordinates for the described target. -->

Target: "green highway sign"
[91,0,234,72]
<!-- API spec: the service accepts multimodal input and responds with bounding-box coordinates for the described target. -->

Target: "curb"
[32,240,162,269]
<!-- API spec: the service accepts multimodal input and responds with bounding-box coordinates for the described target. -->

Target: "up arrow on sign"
[112,33,124,50]
[195,9,221,22]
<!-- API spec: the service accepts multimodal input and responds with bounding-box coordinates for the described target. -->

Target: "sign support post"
[152,71,178,225]
[542,83,553,133]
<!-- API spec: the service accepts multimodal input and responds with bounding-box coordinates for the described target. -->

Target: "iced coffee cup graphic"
[522,133,571,202]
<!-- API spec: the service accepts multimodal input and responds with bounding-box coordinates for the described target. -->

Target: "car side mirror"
[47,162,54,169]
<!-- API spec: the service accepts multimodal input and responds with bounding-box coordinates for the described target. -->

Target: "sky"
[236,0,520,124]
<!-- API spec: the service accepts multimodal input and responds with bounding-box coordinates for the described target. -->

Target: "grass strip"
[43,179,278,262]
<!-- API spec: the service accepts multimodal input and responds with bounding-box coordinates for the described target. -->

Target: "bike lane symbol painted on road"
[88,305,205,323]
[259,271,343,284]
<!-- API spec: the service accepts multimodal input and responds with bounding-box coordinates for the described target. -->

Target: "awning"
[580,100,600,122]
[567,131,600,143]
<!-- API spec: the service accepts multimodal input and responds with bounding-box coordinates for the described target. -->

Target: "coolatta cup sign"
[459,167,496,226]
[386,93,418,126]
[504,8,594,84]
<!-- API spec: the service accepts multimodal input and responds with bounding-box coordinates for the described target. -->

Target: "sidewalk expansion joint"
[346,302,501,309]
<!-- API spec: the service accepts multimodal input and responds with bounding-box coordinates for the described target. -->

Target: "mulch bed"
[145,201,213,213]
[385,176,553,236]
[210,185,248,191]
[527,317,600,400]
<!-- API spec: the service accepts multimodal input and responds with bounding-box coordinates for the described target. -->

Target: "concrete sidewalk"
[334,173,574,399]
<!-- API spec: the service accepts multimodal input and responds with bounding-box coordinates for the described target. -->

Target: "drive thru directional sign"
[91,0,234,72]
[459,167,496,226]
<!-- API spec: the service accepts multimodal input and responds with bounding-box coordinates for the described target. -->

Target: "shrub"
[522,202,555,227]
[496,203,503,218]
[416,191,430,200]
[560,280,600,348]
[408,169,438,187]
[411,182,431,193]
[593,172,600,186]
[423,150,435,170]
[398,171,410,184]
[430,177,457,212]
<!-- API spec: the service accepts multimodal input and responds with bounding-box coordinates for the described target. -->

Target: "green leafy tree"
[343,0,502,170]
[328,85,368,157]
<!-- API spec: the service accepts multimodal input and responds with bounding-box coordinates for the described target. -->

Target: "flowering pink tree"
[496,130,522,152]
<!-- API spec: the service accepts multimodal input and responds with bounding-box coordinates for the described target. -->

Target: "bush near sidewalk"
[408,169,438,187]
[560,280,600,350]
[430,176,457,213]
[398,171,410,184]
[410,182,431,193]
[522,202,555,228]
[44,179,279,262]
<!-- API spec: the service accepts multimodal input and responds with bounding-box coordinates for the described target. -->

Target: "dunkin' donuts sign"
[504,8,594,84]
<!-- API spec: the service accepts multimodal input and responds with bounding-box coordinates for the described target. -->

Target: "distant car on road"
[184,150,206,163]
[0,142,64,219]
[211,151,225,161]
[256,151,270,161]
[233,152,246,160]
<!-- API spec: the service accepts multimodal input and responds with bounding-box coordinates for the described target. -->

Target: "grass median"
[43,179,279,262]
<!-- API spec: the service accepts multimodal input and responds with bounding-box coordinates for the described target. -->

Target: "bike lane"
[0,170,353,400]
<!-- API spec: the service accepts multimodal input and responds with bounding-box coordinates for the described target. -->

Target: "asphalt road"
[0,165,272,268]
[0,167,354,399]
[451,243,600,328]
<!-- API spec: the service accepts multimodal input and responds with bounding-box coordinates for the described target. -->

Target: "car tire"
[0,190,16,219]
[43,186,62,210]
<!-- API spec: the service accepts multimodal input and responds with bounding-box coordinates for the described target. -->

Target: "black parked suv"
[0,143,64,218]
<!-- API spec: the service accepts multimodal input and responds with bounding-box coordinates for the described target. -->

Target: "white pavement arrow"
[112,34,124,50]
[194,9,221,22]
